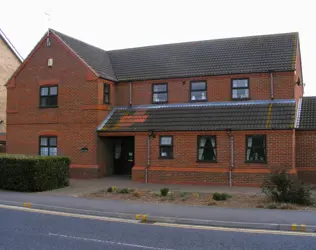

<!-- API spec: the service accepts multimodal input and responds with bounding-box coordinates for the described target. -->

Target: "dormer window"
[232,79,249,100]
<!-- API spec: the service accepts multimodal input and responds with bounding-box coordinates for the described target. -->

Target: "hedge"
[0,154,70,192]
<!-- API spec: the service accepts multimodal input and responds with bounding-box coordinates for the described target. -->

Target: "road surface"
[0,207,316,250]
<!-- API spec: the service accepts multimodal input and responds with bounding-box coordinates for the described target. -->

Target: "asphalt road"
[1,191,316,226]
[1,207,316,250]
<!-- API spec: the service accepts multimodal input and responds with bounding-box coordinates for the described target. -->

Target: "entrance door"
[113,137,134,176]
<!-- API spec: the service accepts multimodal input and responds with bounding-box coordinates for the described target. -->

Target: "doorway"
[113,137,134,176]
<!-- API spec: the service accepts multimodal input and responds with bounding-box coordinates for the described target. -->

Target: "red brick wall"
[296,131,316,184]
[294,43,303,103]
[6,32,110,178]
[132,130,294,186]
[116,72,296,106]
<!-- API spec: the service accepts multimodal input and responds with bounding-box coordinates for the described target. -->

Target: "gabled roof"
[50,29,299,82]
[297,97,316,130]
[97,100,296,132]
[0,29,23,63]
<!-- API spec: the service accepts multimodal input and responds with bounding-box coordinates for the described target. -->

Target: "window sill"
[190,99,208,102]
[159,157,174,160]
[39,106,58,109]
[196,160,217,163]
[232,98,250,101]
[244,161,267,164]
[153,102,168,104]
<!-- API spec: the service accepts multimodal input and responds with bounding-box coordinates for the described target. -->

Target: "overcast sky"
[1,0,315,95]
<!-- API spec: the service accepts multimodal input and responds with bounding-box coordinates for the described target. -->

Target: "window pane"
[40,97,48,107]
[252,136,264,147]
[49,147,57,156]
[232,79,248,88]
[153,84,167,92]
[40,147,49,156]
[153,93,167,103]
[40,137,48,146]
[160,136,172,145]
[104,93,109,103]
[191,82,206,90]
[48,96,58,106]
[199,137,207,147]
[232,89,249,99]
[104,84,109,93]
[50,87,58,95]
[49,137,57,146]
[160,146,172,157]
[198,148,216,161]
[191,91,207,101]
[41,87,49,96]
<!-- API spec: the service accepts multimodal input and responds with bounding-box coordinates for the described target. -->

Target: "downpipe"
[129,81,132,106]
[146,134,150,183]
[270,71,274,100]
[227,130,234,187]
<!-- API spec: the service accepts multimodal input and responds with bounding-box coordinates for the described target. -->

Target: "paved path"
[0,191,315,227]
[40,177,261,197]
[1,207,316,250]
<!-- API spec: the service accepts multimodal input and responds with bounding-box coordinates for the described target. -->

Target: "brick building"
[5,29,316,186]
[0,29,22,152]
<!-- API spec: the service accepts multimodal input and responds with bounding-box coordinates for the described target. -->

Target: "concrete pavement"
[0,190,316,232]
[1,207,316,250]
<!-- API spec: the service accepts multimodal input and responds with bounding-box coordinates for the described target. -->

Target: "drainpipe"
[270,71,274,100]
[146,133,151,183]
[227,129,234,187]
[129,81,132,106]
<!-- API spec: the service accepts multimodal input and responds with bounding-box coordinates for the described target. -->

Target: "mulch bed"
[84,188,316,210]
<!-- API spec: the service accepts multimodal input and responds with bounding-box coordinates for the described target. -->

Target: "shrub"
[132,191,141,198]
[262,170,312,205]
[160,188,169,197]
[264,203,278,209]
[192,193,200,198]
[107,187,113,193]
[212,192,231,201]
[118,188,129,194]
[180,192,188,197]
[0,154,70,192]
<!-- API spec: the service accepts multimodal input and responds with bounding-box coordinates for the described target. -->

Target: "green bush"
[0,154,70,192]
[160,188,169,197]
[212,192,231,201]
[262,170,312,205]
[118,188,129,194]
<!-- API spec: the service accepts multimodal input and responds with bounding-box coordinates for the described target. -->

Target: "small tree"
[262,170,312,205]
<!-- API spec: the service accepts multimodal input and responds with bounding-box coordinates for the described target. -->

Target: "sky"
[1,0,315,95]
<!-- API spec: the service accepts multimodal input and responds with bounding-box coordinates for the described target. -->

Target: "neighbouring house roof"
[51,29,299,82]
[0,29,23,63]
[97,100,296,132]
[297,97,316,130]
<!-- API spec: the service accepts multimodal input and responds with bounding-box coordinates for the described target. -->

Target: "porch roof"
[97,100,296,132]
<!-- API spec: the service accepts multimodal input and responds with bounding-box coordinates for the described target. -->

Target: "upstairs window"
[39,136,57,156]
[153,83,168,103]
[104,83,110,104]
[232,79,249,100]
[40,86,58,107]
[246,135,266,163]
[197,136,216,161]
[159,136,173,159]
[191,81,207,101]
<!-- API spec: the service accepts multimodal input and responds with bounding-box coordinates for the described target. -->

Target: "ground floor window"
[198,136,216,161]
[246,135,266,163]
[39,136,57,156]
[159,136,173,158]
